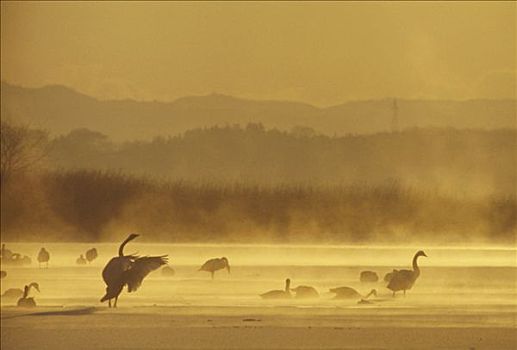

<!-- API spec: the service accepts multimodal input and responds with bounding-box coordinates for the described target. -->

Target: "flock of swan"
[0,235,428,308]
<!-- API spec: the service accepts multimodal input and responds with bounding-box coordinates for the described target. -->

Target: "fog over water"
[1,2,516,349]
[2,243,515,326]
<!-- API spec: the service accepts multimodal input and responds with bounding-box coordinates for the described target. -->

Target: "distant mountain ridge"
[1,81,515,141]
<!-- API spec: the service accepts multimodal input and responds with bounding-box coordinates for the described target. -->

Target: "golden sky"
[1,1,515,105]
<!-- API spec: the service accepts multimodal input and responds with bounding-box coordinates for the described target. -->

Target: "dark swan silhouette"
[37,248,50,268]
[291,285,319,298]
[17,283,40,307]
[76,254,87,265]
[360,270,379,282]
[86,248,98,263]
[329,286,377,300]
[260,278,292,299]
[1,244,13,260]
[387,250,427,296]
[2,282,39,299]
[100,233,167,307]
[199,257,230,279]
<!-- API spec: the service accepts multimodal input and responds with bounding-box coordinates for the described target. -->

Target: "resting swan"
[260,278,291,299]
[17,283,40,307]
[291,285,319,298]
[329,287,377,300]
[2,282,39,299]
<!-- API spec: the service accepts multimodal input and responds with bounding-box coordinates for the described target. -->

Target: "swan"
[2,282,39,300]
[85,248,98,263]
[3,253,31,266]
[387,250,427,296]
[100,233,167,307]
[76,254,87,265]
[1,244,13,260]
[329,287,377,300]
[260,278,292,299]
[17,283,40,307]
[291,285,319,298]
[0,270,6,279]
[37,248,50,268]
[199,257,230,279]
[360,271,379,282]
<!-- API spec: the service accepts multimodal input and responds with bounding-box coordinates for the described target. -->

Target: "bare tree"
[0,120,48,189]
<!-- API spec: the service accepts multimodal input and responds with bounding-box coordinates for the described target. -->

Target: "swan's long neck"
[364,289,375,299]
[412,253,421,277]
[118,236,135,257]
[23,285,30,299]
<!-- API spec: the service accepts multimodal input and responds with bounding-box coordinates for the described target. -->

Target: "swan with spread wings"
[100,233,167,307]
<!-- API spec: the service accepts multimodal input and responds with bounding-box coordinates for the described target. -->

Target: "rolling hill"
[1,81,515,141]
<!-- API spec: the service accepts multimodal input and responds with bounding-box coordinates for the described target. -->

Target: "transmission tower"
[391,98,399,133]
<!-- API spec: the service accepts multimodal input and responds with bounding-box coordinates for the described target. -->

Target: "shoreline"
[2,307,516,349]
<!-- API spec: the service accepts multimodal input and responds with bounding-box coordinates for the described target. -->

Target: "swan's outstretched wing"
[125,255,168,292]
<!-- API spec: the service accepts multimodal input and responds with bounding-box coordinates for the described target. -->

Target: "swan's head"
[127,233,140,240]
[416,250,428,258]
[221,257,230,273]
[223,256,230,273]
[29,282,40,292]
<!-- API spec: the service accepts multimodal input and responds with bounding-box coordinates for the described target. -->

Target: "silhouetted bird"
[37,248,50,268]
[1,244,13,260]
[3,282,39,300]
[2,244,30,266]
[85,248,98,263]
[17,283,40,307]
[198,257,230,280]
[260,278,292,299]
[387,250,427,297]
[329,286,377,300]
[6,253,32,266]
[291,285,319,298]
[100,233,167,308]
[360,270,379,282]
[76,254,87,265]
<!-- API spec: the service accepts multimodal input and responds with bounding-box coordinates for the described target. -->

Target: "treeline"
[1,169,515,243]
[48,125,516,195]
[1,121,515,243]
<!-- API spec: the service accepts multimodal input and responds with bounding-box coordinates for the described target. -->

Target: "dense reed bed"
[1,169,514,243]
